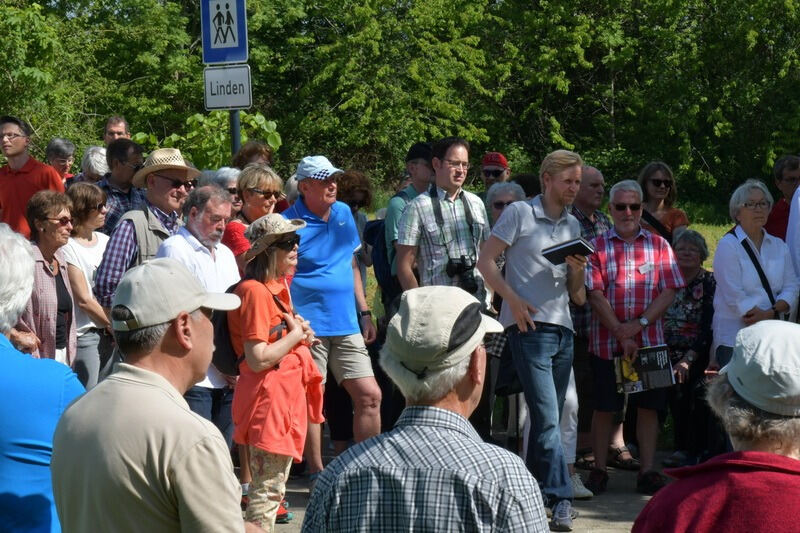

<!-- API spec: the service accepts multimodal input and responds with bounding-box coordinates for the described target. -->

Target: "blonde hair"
[539,150,583,191]
[237,163,283,196]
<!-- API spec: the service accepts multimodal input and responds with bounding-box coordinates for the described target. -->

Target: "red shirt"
[0,157,64,238]
[634,451,800,533]
[586,227,685,360]
[229,278,323,460]
[765,197,790,241]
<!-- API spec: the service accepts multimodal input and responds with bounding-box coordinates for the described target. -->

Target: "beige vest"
[118,207,175,265]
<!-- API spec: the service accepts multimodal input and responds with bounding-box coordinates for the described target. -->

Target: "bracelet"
[359,310,372,317]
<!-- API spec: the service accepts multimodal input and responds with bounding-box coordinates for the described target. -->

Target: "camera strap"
[429,184,477,262]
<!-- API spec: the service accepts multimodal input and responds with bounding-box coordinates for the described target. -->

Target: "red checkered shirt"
[586,227,685,360]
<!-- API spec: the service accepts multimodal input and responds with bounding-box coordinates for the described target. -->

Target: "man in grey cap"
[302,286,549,533]
[634,320,800,533]
[51,258,266,533]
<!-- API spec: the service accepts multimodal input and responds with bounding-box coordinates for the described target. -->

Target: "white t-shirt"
[61,233,110,335]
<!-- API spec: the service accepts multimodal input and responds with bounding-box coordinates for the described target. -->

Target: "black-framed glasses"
[493,200,514,210]
[612,203,642,212]
[483,169,505,178]
[94,202,107,212]
[227,187,239,196]
[273,234,301,251]
[650,179,672,188]
[249,187,282,200]
[47,216,73,226]
[742,200,770,210]
[153,174,196,190]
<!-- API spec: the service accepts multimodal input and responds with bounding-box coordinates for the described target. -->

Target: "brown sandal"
[608,445,641,471]
[575,448,595,470]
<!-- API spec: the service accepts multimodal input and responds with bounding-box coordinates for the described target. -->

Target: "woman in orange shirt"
[228,213,323,531]
[637,161,690,243]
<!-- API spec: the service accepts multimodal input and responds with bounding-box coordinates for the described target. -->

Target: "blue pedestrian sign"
[201,0,248,64]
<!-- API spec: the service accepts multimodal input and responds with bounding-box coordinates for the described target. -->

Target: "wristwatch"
[359,310,372,318]
[638,316,649,328]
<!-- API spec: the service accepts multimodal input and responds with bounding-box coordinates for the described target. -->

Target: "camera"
[446,255,479,294]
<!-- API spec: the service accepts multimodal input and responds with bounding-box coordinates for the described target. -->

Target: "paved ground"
[267,449,662,532]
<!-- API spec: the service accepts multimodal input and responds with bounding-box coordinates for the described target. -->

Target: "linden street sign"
[204,64,252,110]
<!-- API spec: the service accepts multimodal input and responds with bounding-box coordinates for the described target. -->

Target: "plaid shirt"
[94,202,179,307]
[396,186,490,288]
[569,207,612,337]
[586,227,685,360]
[302,406,548,532]
[97,175,147,235]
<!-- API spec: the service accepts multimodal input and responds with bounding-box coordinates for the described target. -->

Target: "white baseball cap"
[295,155,342,181]
[381,286,503,378]
[112,258,240,331]
[721,320,800,417]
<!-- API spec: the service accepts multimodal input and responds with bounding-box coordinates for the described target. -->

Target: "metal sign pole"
[230,110,241,157]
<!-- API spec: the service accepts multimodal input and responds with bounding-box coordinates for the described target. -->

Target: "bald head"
[575,166,605,212]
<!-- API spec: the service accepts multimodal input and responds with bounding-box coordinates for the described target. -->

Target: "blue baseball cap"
[296,155,342,181]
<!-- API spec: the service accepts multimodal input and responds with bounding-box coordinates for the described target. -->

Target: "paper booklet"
[615,344,674,393]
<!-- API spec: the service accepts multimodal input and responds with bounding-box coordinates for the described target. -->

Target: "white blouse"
[712,225,799,348]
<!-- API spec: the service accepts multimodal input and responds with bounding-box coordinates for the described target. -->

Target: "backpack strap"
[642,209,672,243]
[727,228,777,306]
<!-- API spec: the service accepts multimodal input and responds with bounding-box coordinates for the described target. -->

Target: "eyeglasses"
[0,133,27,141]
[492,200,514,210]
[153,174,196,190]
[227,187,239,196]
[780,176,800,185]
[47,216,73,226]
[123,161,143,173]
[51,157,74,165]
[273,234,301,251]
[742,200,770,210]
[94,202,107,212]
[675,247,701,255]
[650,179,672,188]
[443,159,470,170]
[483,169,505,178]
[612,203,642,212]
[249,188,282,200]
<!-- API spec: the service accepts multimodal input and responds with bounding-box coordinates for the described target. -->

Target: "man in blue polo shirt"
[282,156,380,480]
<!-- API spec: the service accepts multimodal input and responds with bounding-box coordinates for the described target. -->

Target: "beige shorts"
[310,333,374,385]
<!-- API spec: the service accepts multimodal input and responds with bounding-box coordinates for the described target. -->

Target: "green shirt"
[384,184,421,275]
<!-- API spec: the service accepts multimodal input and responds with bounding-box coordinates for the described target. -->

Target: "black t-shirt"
[54,270,72,349]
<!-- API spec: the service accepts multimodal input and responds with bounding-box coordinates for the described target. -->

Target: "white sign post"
[204,64,252,111]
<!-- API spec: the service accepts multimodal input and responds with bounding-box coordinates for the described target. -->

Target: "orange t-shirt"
[0,157,64,238]
[229,278,324,460]
[641,207,690,237]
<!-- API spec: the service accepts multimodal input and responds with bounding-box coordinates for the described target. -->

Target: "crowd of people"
[1,112,800,533]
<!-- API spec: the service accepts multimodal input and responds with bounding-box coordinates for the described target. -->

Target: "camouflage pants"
[246,446,293,531]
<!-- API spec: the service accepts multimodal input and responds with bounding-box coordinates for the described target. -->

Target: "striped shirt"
[586,227,685,360]
[302,406,548,533]
[396,186,490,289]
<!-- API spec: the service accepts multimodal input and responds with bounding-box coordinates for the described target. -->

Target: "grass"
[692,222,731,270]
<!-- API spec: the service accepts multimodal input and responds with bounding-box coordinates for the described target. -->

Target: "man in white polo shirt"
[51,258,265,532]
[157,185,240,446]
[478,150,588,531]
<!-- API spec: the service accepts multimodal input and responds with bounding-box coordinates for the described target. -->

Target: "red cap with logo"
[481,152,509,169]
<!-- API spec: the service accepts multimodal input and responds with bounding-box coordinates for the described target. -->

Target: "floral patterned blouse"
[663,269,715,361]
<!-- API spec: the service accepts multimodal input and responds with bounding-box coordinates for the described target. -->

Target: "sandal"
[574,447,595,470]
[608,445,641,471]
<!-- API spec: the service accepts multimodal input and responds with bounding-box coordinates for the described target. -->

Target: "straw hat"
[132,148,201,188]
[245,213,306,257]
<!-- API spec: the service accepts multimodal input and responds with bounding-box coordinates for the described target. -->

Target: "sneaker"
[570,472,593,500]
[636,470,667,495]
[276,504,294,524]
[550,499,576,531]
[584,468,609,495]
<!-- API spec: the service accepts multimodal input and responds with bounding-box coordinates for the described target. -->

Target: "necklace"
[47,258,57,274]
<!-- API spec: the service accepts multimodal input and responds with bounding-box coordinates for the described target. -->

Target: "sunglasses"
[94,202,107,212]
[273,234,301,251]
[650,179,672,188]
[154,174,196,190]
[250,188,282,200]
[47,216,73,226]
[483,169,505,178]
[227,187,239,196]
[493,200,514,210]
[612,203,642,212]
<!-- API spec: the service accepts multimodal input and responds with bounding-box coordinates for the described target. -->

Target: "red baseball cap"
[481,152,509,169]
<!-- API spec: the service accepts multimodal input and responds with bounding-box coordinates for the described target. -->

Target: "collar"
[98,175,135,194]
[609,226,646,242]
[734,225,770,246]
[292,197,341,222]
[265,277,288,296]
[0,334,14,351]
[530,194,569,222]
[4,155,37,174]
[434,185,463,202]
[395,406,482,442]
[111,363,187,405]
[667,450,800,479]
[145,200,179,230]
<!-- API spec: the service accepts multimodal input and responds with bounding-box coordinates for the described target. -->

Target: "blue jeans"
[507,323,573,506]
[184,386,234,448]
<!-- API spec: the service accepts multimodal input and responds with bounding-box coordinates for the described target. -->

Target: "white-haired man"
[585,179,684,496]
[157,186,240,446]
[0,224,84,530]
[51,258,266,533]
[302,286,549,532]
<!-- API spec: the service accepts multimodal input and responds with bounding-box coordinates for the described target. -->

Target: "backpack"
[211,281,244,376]
[363,189,409,301]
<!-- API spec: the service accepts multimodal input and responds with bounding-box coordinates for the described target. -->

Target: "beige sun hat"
[132,148,202,188]
[245,213,306,257]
